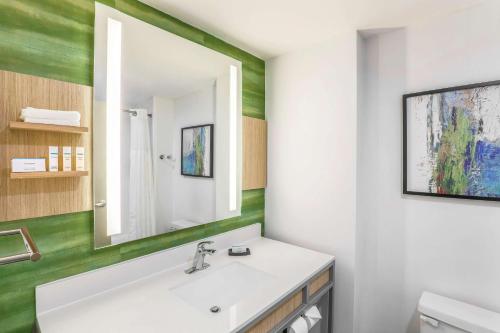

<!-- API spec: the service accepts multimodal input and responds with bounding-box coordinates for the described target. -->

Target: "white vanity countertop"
[37,236,334,333]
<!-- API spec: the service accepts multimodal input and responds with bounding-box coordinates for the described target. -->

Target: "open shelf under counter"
[10,171,89,180]
[9,121,88,134]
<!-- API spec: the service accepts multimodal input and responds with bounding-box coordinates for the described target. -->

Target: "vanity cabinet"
[309,269,331,297]
[35,227,335,333]
[246,291,303,333]
[241,263,334,333]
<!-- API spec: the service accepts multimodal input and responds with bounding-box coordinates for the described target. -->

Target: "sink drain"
[210,305,221,313]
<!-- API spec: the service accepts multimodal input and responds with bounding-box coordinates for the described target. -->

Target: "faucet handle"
[197,241,214,250]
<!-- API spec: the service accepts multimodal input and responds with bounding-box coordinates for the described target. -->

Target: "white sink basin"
[171,262,274,314]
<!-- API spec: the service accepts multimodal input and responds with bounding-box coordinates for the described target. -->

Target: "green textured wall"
[0,1,265,332]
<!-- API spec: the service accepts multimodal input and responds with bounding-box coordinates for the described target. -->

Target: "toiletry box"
[11,158,46,172]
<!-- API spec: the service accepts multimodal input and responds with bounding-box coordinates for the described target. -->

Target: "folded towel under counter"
[20,107,81,127]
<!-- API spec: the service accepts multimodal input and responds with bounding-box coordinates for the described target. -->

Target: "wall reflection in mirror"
[93,3,242,248]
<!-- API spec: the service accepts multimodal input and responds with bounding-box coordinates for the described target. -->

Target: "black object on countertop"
[228,248,251,256]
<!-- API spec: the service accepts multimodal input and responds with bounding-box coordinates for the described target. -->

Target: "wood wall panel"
[0,70,93,222]
[243,116,267,190]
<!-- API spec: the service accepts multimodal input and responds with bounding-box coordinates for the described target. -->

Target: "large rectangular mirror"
[93,3,242,248]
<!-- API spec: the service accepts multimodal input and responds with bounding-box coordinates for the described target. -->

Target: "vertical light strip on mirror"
[106,17,122,235]
[229,65,238,211]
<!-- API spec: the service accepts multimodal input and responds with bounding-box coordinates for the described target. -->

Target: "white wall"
[152,96,175,233]
[152,74,242,230]
[266,32,358,333]
[266,2,500,333]
[356,2,500,332]
[173,85,216,224]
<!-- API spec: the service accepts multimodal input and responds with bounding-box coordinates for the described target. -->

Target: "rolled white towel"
[23,117,80,127]
[21,107,81,122]
[304,305,322,329]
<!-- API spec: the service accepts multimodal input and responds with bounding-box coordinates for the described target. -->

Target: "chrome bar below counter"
[0,227,41,265]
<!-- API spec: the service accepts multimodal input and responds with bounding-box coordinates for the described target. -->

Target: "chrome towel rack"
[0,227,41,265]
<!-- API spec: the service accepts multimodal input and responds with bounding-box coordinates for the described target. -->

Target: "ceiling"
[140,0,483,59]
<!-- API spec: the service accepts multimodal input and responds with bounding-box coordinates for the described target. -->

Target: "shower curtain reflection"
[112,109,155,244]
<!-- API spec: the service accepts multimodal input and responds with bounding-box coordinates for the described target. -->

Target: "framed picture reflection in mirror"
[181,124,214,178]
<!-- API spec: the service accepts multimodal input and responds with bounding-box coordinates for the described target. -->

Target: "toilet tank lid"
[418,292,500,333]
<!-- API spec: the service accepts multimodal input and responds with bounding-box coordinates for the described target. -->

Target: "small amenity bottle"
[76,147,85,171]
[62,146,72,171]
[49,146,58,172]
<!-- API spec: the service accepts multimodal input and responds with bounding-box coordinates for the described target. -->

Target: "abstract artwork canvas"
[404,81,500,201]
[181,124,213,178]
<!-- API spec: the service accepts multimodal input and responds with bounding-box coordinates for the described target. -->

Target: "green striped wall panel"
[0,0,265,119]
[0,1,265,332]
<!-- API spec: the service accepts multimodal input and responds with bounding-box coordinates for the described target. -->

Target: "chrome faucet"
[185,241,216,274]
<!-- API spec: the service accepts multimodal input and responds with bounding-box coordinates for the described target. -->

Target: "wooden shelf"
[10,171,89,179]
[9,121,88,134]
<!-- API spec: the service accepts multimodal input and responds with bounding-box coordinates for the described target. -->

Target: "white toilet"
[419,292,500,333]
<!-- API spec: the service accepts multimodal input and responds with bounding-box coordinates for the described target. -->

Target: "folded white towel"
[21,107,81,122]
[23,117,80,127]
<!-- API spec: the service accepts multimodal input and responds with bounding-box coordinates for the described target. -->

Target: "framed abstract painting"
[403,80,500,201]
[181,124,214,178]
